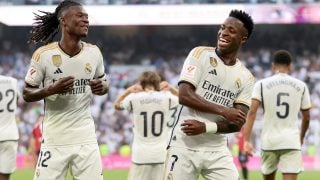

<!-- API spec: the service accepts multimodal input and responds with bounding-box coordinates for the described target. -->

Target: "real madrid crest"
[85,63,92,74]
[235,78,242,89]
[52,55,62,67]
[209,57,217,67]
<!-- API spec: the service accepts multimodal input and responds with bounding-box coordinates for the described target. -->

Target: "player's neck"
[215,48,237,66]
[144,86,155,92]
[59,35,83,57]
[274,67,289,74]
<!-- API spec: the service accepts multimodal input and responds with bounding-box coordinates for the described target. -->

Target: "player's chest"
[201,57,243,90]
[45,54,96,79]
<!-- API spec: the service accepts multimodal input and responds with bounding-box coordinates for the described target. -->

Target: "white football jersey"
[25,42,107,146]
[169,46,255,151]
[0,75,19,141]
[121,91,178,164]
[252,73,311,150]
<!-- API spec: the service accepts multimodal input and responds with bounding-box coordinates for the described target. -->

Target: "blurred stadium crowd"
[0,0,319,5]
[0,25,319,156]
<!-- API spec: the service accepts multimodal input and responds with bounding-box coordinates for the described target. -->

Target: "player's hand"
[181,119,206,136]
[244,141,255,156]
[222,108,246,127]
[48,76,74,94]
[160,81,169,90]
[89,79,105,95]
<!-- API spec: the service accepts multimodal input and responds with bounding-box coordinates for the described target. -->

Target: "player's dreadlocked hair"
[139,71,161,91]
[29,0,81,45]
[229,10,254,38]
[273,50,292,65]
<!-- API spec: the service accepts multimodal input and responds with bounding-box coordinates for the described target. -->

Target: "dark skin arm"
[300,109,310,145]
[23,76,75,102]
[89,78,109,96]
[179,82,248,135]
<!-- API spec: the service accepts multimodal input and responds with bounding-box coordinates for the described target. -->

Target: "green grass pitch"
[11,168,320,180]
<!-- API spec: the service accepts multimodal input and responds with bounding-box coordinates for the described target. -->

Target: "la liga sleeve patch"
[182,65,197,78]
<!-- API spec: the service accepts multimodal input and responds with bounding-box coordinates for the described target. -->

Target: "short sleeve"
[251,80,262,102]
[25,51,45,87]
[178,47,205,88]
[120,94,134,111]
[235,75,255,107]
[301,84,312,110]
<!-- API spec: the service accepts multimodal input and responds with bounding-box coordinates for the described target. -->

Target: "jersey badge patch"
[27,66,37,78]
[52,55,62,67]
[235,78,242,89]
[209,57,218,67]
[183,65,196,77]
[85,63,92,74]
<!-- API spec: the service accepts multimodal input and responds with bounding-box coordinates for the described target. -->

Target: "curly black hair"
[229,10,254,38]
[29,0,82,45]
[273,50,292,65]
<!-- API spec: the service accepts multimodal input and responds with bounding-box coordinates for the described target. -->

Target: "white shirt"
[25,41,107,146]
[252,73,311,150]
[0,75,19,141]
[170,46,255,151]
[121,91,178,164]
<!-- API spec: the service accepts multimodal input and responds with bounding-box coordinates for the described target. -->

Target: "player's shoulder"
[237,61,255,82]
[0,75,18,82]
[189,46,215,60]
[31,42,59,62]
[0,75,18,88]
[82,41,101,51]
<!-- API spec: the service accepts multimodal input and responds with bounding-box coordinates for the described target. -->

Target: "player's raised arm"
[114,84,142,110]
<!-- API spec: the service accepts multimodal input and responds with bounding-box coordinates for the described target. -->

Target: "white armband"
[205,122,217,133]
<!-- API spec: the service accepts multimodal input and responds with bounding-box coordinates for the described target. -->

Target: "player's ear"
[241,35,248,44]
[271,63,276,72]
[59,16,65,26]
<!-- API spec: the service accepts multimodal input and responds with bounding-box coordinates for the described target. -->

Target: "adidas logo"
[54,68,63,74]
[208,69,217,75]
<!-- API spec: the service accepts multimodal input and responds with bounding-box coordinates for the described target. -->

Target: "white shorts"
[163,146,239,180]
[34,143,103,180]
[128,163,164,180]
[261,150,303,175]
[0,141,18,174]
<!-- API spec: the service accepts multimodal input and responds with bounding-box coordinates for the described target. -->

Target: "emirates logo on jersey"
[85,63,92,74]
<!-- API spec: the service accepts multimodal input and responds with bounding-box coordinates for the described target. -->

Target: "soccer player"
[23,1,108,180]
[29,114,44,168]
[163,10,255,180]
[244,50,311,180]
[114,71,179,180]
[237,128,249,180]
[0,75,20,180]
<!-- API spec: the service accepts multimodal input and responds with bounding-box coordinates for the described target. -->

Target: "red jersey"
[238,128,245,152]
[32,122,42,152]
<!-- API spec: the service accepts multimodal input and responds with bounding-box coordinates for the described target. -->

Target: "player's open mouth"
[218,37,230,46]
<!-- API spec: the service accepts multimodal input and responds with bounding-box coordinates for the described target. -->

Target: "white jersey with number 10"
[121,91,178,164]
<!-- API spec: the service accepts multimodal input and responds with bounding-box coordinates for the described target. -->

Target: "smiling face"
[60,5,89,38]
[217,17,248,54]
